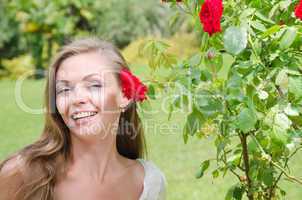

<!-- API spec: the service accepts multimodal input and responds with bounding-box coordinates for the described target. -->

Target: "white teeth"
[72,112,97,120]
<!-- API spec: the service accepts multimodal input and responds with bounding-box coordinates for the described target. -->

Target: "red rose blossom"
[120,68,148,102]
[199,0,223,36]
[295,0,302,20]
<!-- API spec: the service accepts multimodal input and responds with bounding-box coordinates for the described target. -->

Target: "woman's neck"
[67,133,125,184]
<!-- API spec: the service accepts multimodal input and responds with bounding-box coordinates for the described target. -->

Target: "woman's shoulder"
[136,158,166,179]
[0,154,25,199]
[136,158,167,200]
[0,154,25,176]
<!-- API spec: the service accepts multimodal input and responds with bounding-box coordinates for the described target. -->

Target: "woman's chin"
[66,115,119,139]
[70,124,115,140]
[71,125,102,136]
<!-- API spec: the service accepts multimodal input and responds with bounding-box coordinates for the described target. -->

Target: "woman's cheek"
[56,97,68,118]
[90,90,103,107]
[90,86,115,112]
[104,90,120,113]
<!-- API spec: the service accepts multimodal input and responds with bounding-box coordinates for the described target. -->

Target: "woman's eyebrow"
[82,73,102,81]
[56,73,102,84]
[55,80,69,85]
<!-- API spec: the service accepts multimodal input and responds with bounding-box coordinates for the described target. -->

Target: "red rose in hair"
[295,0,302,20]
[120,68,148,102]
[199,0,223,36]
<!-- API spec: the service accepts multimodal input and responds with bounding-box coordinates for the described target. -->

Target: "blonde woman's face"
[55,51,129,137]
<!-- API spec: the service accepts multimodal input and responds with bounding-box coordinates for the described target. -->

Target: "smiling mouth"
[71,111,98,121]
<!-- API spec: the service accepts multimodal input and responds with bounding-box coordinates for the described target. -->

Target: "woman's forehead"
[56,52,119,82]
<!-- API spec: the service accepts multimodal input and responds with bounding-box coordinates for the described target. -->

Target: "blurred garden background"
[0,0,302,199]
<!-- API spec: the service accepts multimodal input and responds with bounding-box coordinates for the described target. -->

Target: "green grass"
[0,79,45,158]
[0,72,301,199]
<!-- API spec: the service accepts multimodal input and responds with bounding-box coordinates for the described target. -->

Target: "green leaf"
[147,84,156,100]
[280,0,292,10]
[183,106,205,136]
[212,169,220,178]
[168,12,180,28]
[271,128,288,147]
[142,40,176,69]
[154,41,170,53]
[250,20,267,32]
[226,153,241,166]
[239,8,256,21]
[189,53,202,67]
[255,11,275,24]
[289,76,302,99]
[261,25,281,38]
[233,187,244,200]
[217,53,235,82]
[284,69,301,76]
[275,69,288,93]
[225,184,244,200]
[261,168,274,186]
[269,3,280,18]
[138,99,152,110]
[80,9,94,20]
[280,188,287,196]
[237,108,257,133]
[274,113,292,130]
[223,26,247,55]
[248,139,258,154]
[196,160,210,179]
[284,104,299,116]
[72,0,82,8]
[215,136,230,159]
[279,27,297,49]
[195,96,223,118]
[172,95,182,108]
[183,131,189,144]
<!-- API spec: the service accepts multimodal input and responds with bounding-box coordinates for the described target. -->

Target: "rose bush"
[142,0,302,199]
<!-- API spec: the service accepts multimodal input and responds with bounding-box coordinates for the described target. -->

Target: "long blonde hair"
[0,37,147,200]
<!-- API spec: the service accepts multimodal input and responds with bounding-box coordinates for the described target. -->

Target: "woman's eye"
[57,88,70,94]
[89,84,102,88]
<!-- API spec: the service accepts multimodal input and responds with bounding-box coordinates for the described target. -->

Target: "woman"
[0,37,166,200]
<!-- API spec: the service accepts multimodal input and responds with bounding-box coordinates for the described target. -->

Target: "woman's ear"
[117,89,132,110]
[120,96,131,109]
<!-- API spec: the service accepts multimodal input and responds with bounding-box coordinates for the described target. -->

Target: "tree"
[142,0,302,199]
[0,0,177,79]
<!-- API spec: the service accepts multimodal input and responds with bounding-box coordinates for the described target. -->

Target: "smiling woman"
[0,37,166,200]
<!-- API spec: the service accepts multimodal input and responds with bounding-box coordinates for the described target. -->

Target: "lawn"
[0,67,301,199]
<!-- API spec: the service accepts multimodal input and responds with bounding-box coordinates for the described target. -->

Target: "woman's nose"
[71,85,90,105]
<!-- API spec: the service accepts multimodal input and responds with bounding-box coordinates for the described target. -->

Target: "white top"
[136,158,167,200]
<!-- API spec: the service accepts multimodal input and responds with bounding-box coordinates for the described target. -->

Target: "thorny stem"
[240,133,254,200]
[251,134,302,185]
[269,146,302,199]
[222,149,242,181]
